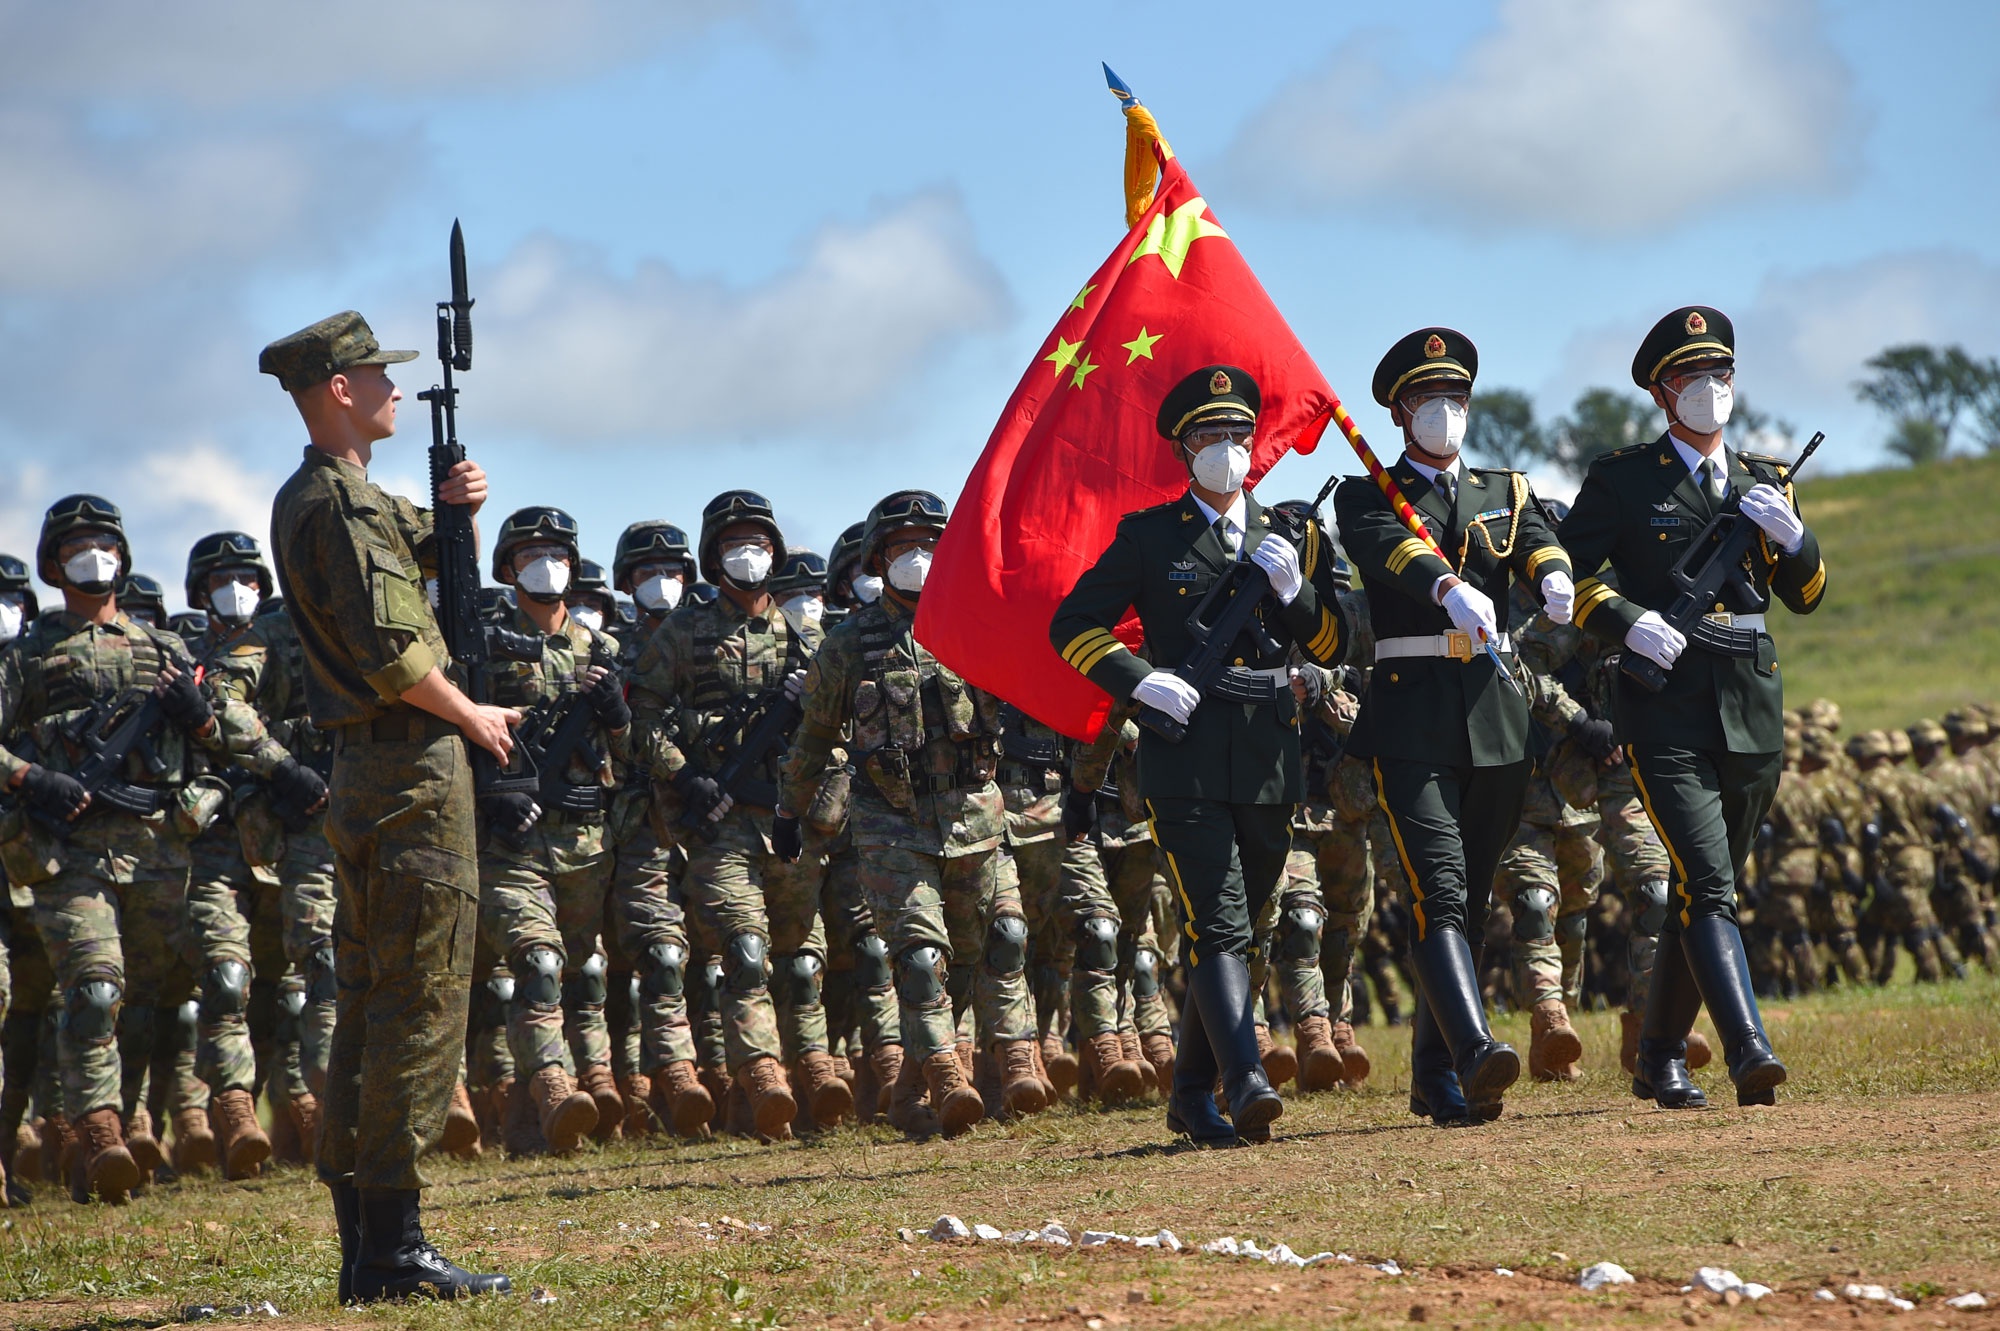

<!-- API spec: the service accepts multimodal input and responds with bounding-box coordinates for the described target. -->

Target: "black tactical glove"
[585,669,631,731]
[20,764,89,820]
[672,768,726,823]
[1568,716,1617,762]
[1061,784,1096,840]
[268,757,328,823]
[771,813,803,863]
[157,668,214,732]
[480,791,543,850]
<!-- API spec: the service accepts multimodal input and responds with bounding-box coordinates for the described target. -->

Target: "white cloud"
[1228,0,1858,235]
[473,192,1010,443]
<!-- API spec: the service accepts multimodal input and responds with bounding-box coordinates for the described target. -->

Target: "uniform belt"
[1374,632,1513,663]
[996,762,1062,792]
[1702,612,1765,630]
[331,709,461,749]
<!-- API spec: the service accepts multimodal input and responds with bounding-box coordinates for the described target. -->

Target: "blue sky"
[3,0,1996,609]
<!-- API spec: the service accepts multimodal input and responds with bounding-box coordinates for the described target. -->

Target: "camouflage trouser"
[754,819,836,1063]
[1014,834,1075,1044]
[1255,843,1331,1024]
[1,900,57,1143]
[185,827,279,1096]
[278,826,338,1101]
[606,815,697,1074]
[320,727,478,1193]
[1045,834,1128,1041]
[465,937,514,1094]
[1311,820,1375,1025]
[1097,843,1173,1039]
[1496,820,1603,1009]
[478,814,616,1078]
[820,835,898,1054]
[1871,848,1944,934]
[1593,764,1671,1015]
[857,842,1032,1062]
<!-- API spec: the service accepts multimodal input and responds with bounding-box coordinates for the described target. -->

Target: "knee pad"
[278,981,307,1021]
[1555,912,1589,947]
[723,932,770,995]
[479,971,518,1026]
[201,959,252,1017]
[776,952,824,1009]
[512,946,565,1009]
[63,977,122,1044]
[1131,946,1162,1000]
[895,945,947,1008]
[1279,904,1326,963]
[170,998,201,1054]
[1075,914,1119,973]
[1633,880,1670,938]
[306,942,337,1005]
[563,950,609,1011]
[693,955,725,1011]
[853,931,892,993]
[1511,886,1556,943]
[984,913,1029,976]
[640,941,687,999]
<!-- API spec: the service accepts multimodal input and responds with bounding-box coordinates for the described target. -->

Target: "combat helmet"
[825,521,869,608]
[117,572,168,627]
[489,506,581,585]
[861,490,948,575]
[0,553,40,622]
[38,494,132,590]
[697,491,786,587]
[184,531,274,609]
[770,549,827,600]
[568,558,617,623]
[613,520,694,593]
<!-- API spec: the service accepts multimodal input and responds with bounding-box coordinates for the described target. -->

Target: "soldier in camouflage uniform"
[263,311,510,1299]
[774,490,1045,1140]
[0,553,40,1204]
[0,495,301,1204]
[1920,714,1997,971]
[1847,730,1961,982]
[628,491,847,1141]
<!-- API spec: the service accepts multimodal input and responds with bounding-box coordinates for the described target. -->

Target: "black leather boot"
[1164,988,1235,1147]
[1406,989,1469,1126]
[1188,954,1283,1143]
[330,1178,362,1305]
[1408,927,1518,1118]
[352,1188,512,1302]
[1631,931,1707,1109]
[1681,916,1787,1106]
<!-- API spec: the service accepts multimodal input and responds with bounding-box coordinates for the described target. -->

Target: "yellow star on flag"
[1070,283,1097,312]
[1070,353,1100,389]
[1122,327,1162,365]
[1128,196,1228,279]
[1044,335,1082,379]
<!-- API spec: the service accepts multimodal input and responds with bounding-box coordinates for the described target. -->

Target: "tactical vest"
[677,611,810,781]
[847,610,999,815]
[11,618,191,794]
[483,622,619,817]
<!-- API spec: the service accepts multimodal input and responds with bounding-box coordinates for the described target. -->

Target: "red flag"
[916,142,1333,740]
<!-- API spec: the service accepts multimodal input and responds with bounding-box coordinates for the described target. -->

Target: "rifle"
[417,220,541,798]
[1935,801,1995,885]
[680,681,806,842]
[25,690,175,834]
[1624,431,1824,693]
[509,643,620,817]
[1136,475,1337,743]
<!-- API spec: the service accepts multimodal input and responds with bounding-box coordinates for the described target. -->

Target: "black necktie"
[1213,517,1238,557]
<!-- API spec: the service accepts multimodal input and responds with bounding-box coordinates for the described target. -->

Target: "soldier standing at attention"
[1560,306,1826,1109]
[1334,329,1573,1127]
[264,312,512,1301]
[1050,366,1353,1146]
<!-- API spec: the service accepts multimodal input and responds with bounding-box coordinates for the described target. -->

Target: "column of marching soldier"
[0,302,1995,1291]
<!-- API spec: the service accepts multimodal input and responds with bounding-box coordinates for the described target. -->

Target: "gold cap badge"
[1685,310,1707,335]
[1209,369,1232,395]
[1424,334,1447,359]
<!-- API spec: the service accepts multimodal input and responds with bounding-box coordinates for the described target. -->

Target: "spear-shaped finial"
[1103,62,1139,110]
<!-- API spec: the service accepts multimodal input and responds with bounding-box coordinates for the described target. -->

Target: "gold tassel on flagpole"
[1121,102,1173,229]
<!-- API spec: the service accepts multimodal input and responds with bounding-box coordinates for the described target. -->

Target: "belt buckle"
[1704,611,1734,626]
[1445,631,1475,662]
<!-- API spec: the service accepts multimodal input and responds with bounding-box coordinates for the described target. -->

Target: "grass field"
[5,973,1996,1329]
[1779,451,2000,732]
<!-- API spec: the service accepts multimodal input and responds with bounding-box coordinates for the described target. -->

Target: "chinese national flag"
[915,139,1334,740]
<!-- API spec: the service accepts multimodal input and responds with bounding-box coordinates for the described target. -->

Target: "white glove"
[1249,534,1302,605]
[1440,581,1498,642]
[1131,670,1201,725]
[1738,483,1804,555]
[1624,610,1687,670]
[1539,570,1575,625]
[782,668,807,702]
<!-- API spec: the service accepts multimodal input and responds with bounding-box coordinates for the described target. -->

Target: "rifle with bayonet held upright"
[419,220,542,798]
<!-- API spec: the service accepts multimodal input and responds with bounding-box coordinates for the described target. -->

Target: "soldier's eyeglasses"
[1184,425,1253,449]
[1663,364,1733,388]
[513,543,571,564]
[1400,386,1470,408]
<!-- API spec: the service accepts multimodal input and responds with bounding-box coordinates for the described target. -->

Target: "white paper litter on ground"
[1579,1262,1636,1291]
[1946,1292,1989,1310]
[1845,1284,1917,1311]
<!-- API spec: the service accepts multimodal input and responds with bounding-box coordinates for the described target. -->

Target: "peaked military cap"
[1372,327,1477,407]
[1157,364,1259,440]
[1632,305,1733,388]
[259,311,418,393]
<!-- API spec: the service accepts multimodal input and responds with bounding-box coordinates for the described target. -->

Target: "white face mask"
[210,580,261,624]
[635,574,683,613]
[851,573,884,604]
[887,548,931,594]
[780,593,824,636]
[1408,398,1468,457]
[0,596,22,644]
[516,555,571,599]
[569,605,604,633]
[64,547,121,592]
[720,545,773,587]
[1674,376,1734,434]
[1187,440,1251,494]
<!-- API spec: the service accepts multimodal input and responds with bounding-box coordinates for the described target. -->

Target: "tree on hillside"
[1852,343,1991,460]
[1549,388,1663,478]
[1466,389,1548,469]
[1885,415,1949,465]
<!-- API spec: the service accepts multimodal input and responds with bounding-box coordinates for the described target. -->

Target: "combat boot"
[619,1073,654,1137]
[738,1056,798,1141]
[923,1049,985,1137]
[440,1082,482,1159]
[852,1048,883,1124]
[1030,1037,1058,1103]
[503,1075,547,1157]
[1120,1031,1156,1095]
[1081,1031,1143,1105]
[698,1064,732,1134]
[13,1121,41,1183]
[866,1043,903,1123]
[171,1105,216,1173]
[1293,1015,1343,1092]
[42,1113,74,1183]
[1680,917,1787,1107]
[577,1064,623,1143]
[1631,936,1708,1110]
[1040,1032,1079,1097]
[649,1060,714,1139]
[350,1188,511,1302]
[974,1048,1003,1119]
[529,1066,598,1154]
[330,1178,361,1305]
[795,1049,854,1129]
[1332,1020,1370,1087]
[998,1039,1049,1117]
[1907,928,1945,982]
[124,1105,165,1178]
[268,1092,302,1166]
[289,1090,322,1159]
[481,1077,513,1150]
[1255,1023,1297,1089]
[953,1037,975,1083]
[1140,1030,1176,1092]
[211,1088,271,1180]
[887,1049,939,1137]
[1529,999,1583,1083]
[70,1107,139,1204]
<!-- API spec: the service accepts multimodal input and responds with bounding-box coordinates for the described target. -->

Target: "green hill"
[1778,451,2000,732]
